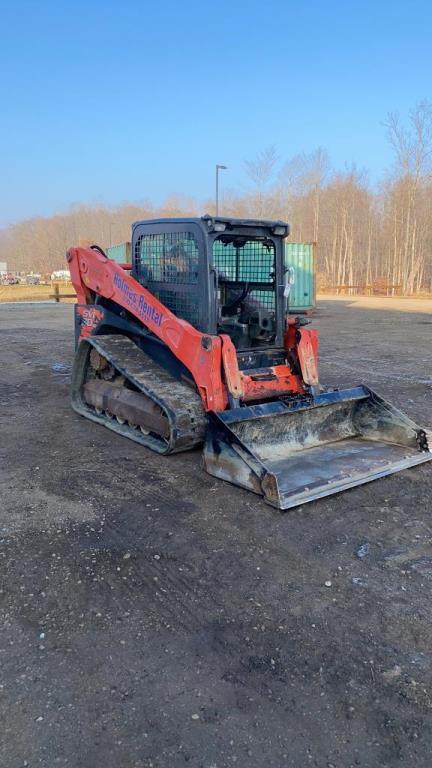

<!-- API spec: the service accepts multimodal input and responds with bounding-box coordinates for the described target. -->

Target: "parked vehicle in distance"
[51,269,71,282]
[0,273,20,285]
[25,274,41,285]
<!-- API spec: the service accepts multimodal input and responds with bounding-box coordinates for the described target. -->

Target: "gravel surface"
[1,298,432,768]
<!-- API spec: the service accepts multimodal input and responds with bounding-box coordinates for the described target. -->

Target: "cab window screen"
[134,232,200,326]
[213,236,276,311]
[135,232,199,284]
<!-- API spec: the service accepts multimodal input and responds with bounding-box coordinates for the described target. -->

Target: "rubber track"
[71,334,207,454]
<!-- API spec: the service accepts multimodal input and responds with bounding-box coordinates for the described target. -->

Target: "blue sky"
[0,0,431,225]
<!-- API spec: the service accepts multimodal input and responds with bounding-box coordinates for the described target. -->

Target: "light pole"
[215,164,227,216]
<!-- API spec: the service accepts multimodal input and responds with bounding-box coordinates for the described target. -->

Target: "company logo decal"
[113,272,164,327]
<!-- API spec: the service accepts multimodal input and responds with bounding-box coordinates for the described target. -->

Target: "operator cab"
[131,215,290,354]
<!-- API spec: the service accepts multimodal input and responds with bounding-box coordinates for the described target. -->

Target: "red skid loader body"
[67,230,431,511]
[67,245,315,411]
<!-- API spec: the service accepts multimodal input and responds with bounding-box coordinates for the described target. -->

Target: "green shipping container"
[285,242,316,312]
[107,242,131,264]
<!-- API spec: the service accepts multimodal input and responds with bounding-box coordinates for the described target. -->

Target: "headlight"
[272,224,288,236]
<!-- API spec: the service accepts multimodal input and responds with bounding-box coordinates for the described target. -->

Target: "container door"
[285,243,315,311]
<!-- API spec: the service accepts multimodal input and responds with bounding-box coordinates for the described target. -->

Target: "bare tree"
[244,145,279,217]
[2,107,432,295]
[384,101,432,292]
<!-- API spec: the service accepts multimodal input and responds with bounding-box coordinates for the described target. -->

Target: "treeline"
[1,103,431,294]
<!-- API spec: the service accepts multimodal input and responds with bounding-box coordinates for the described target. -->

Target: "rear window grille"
[213,236,276,313]
[134,232,200,326]
[213,237,275,284]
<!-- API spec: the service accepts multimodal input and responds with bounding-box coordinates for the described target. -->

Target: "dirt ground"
[1,297,432,768]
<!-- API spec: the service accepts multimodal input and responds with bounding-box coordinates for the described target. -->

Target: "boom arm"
[67,246,228,411]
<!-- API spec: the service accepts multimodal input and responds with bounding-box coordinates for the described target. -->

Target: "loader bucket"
[203,387,431,510]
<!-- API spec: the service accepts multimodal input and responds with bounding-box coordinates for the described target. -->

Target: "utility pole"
[215,164,227,216]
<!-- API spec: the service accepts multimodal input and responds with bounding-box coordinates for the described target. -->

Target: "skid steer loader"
[67,216,431,510]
